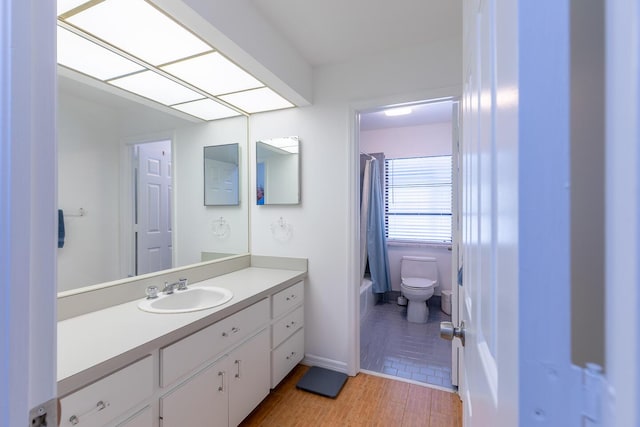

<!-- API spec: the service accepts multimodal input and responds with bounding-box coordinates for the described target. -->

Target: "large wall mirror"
[256,137,301,205]
[204,144,240,206]
[57,72,249,293]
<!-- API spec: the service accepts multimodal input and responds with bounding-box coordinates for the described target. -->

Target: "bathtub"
[360,277,375,321]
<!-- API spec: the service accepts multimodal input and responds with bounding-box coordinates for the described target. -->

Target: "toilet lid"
[402,277,436,289]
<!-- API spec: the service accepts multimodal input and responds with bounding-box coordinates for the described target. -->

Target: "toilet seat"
[401,277,436,289]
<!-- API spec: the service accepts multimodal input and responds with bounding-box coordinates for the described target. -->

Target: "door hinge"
[29,398,57,427]
[581,363,605,426]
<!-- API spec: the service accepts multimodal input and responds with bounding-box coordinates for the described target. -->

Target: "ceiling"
[58,0,461,128]
[359,100,454,131]
[249,0,462,67]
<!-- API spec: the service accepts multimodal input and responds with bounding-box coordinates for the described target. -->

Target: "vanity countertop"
[58,266,305,396]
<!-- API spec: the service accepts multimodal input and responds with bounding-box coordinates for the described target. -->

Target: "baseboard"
[302,354,349,375]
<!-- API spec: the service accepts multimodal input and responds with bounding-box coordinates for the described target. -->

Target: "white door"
[136,140,172,275]
[2,0,58,425]
[456,1,518,425]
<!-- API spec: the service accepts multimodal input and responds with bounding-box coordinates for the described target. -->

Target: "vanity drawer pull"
[285,351,297,360]
[69,400,109,425]
[218,371,225,392]
[222,326,240,337]
[285,294,297,301]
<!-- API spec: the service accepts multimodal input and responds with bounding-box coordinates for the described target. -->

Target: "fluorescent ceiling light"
[384,107,413,117]
[57,0,89,16]
[161,52,263,96]
[219,88,294,114]
[66,0,210,66]
[172,99,241,121]
[57,26,144,80]
[57,0,297,119]
[109,70,204,106]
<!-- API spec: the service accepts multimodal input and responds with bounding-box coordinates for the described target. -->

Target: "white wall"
[360,121,454,294]
[360,121,452,158]
[174,116,249,266]
[249,38,462,372]
[57,93,122,292]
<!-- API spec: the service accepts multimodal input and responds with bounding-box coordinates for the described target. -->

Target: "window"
[385,155,452,243]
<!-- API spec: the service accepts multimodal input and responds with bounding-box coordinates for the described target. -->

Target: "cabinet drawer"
[272,281,304,318]
[271,328,304,388]
[272,305,304,348]
[161,298,269,387]
[60,356,153,427]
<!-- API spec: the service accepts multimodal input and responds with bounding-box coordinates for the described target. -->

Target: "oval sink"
[138,286,233,314]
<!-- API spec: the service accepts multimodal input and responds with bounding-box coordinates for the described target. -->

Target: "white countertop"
[58,267,305,396]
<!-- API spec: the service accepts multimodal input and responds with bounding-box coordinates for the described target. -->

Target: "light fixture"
[56,0,295,120]
[384,107,413,117]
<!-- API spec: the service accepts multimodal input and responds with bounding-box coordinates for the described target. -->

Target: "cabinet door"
[160,356,229,427]
[228,329,270,427]
[116,406,153,427]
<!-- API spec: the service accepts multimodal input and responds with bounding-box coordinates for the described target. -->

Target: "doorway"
[356,98,458,389]
[133,139,173,276]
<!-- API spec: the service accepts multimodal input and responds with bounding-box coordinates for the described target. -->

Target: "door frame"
[604,0,640,423]
[346,88,462,378]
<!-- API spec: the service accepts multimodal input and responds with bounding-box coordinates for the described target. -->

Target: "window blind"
[385,155,452,242]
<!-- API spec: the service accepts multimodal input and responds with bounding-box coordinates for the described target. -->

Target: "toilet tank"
[401,256,438,281]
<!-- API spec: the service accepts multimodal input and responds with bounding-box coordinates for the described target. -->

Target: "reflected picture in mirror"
[204,143,240,206]
[256,137,300,205]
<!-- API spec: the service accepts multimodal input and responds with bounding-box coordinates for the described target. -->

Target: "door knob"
[440,321,465,346]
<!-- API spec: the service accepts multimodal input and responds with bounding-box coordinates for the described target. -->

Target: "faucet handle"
[177,278,188,291]
[145,286,159,299]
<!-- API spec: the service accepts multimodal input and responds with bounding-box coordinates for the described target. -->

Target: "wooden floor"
[240,365,462,427]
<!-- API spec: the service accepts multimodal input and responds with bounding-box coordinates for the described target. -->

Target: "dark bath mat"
[296,366,348,398]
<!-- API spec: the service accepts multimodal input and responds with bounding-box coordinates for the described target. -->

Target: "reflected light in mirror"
[173,99,241,121]
[57,26,145,80]
[161,52,263,96]
[220,87,294,114]
[109,70,204,106]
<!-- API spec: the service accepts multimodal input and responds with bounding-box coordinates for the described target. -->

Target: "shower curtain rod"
[360,152,375,159]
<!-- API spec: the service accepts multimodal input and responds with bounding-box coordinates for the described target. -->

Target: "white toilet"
[400,256,438,323]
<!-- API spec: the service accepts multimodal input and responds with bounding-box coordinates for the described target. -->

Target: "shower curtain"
[360,153,391,294]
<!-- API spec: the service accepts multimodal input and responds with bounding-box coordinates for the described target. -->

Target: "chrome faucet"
[162,278,188,295]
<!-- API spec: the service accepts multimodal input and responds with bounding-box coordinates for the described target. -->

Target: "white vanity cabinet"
[270,281,305,388]
[59,356,153,427]
[159,299,271,427]
[160,329,269,427]
[58,266,307,427]
[116,407,153,427]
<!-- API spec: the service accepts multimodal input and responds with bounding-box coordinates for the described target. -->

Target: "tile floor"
[360,294,454,389]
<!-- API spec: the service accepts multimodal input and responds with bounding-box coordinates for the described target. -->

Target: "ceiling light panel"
[57,0,90,16]
[65,0,210,66]
[219,87,294,114]
[109,70,204,106]
[172,99,241,121]
[161,52,263,96]
[57,26,145,80]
